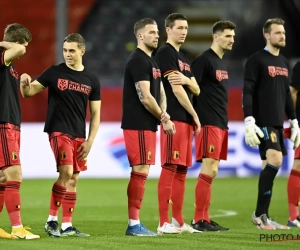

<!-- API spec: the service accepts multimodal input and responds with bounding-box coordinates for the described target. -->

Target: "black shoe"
[44,221,61,237]
[60,226,90,237]
[210,220,230,231]
[191,220,220,231]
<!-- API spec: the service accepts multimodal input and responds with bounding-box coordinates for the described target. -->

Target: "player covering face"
[20,33,101,237]
[0,23,40,240]
[243,18,300,230]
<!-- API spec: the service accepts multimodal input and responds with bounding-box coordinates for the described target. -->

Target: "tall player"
[286,60,300,227]
[242,18,300,229]
[20,33,101,237]
[155,13,201,234]
[122,18,175,236]
[191,21,235,231]
[0,23,40,239]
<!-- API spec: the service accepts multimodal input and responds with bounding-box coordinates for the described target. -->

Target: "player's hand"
[192,115,201,136]
[289,119,300,149]
[161,111,170,123]
[168,71,188,85]
[244,116,264,147]
[20,73,31,88]
[162,120,176,135]
[77,140,92,161]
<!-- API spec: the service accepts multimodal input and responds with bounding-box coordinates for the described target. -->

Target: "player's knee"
[293,159,300,171]
[132,164,150,175]
[0,175,6,184]
[266,150,282,167]
[201,158,219,178]
[58,166,73,182]
[3,165,22,182]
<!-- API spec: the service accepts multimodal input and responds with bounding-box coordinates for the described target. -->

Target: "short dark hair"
[134,18,157,36]
[3,23,32,43]
[263,18,285,34]
[165,13,187,28]
[212,21,236,34]
[63,33,85,49]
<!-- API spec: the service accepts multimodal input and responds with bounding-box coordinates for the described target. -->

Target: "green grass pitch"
[0,177,299,249]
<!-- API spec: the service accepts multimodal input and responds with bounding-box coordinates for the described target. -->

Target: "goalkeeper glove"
[289,119,300,150]
[244,116,264,147]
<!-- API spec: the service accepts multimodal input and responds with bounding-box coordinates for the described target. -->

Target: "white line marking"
[210,209,237,218]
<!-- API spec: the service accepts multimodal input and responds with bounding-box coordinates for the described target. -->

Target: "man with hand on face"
[191,20,235,232]
[122,18,175,237]
[20,33,101,237]
[155,13,201,234]
[242,18,299,230]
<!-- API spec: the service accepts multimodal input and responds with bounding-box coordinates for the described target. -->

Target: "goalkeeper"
[242,18,300,230]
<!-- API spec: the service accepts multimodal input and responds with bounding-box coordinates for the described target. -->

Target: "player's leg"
[170,123,200,233]
[1,126,39,239]
[124,130,157,236]
[0,169,12,239]
[287,147,300,227]
[252,127,284,230]
[192,126,228,231]
[157,124,178,234]
[45,135,73,237]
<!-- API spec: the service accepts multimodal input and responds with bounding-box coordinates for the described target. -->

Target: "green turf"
[0,177,299,249]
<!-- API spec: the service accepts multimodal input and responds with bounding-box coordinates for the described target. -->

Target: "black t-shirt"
[121,48,161,131]
[290,61,300,120]
[37,63,101,138]
[191,49,228,129]
[0,49,21,126]
[242,49,294,127]
[155,43,194,124]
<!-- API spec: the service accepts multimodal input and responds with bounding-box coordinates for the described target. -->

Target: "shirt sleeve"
[242,56,260,118]
[128,57,151,82]
[291,61,300,90]
[191,55,209,84]
[155,47,178,78]
[36,66,54,88]
[89,75,101,101]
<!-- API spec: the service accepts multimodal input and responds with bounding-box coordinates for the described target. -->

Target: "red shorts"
[123,129,156,166]
[195,126,228,162]
[49,133,87,172]
[0,123,21,169]
[160,121,193,166]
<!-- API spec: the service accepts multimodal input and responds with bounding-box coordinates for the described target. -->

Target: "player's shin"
[171,166,187,226]
[5,181,22,227]
[0,184,5,214]
[48,182,67,222]
[127,171,147,226]
[158,165,176,226]
[287,169,300,221]
[62,192,76,230]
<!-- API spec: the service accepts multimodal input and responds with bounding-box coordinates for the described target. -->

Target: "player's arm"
[168,72,200,96]
[135,80,163,120]
[286,85,296,120]
[290,86,298,108]
[87,100,101,144]
[20,73,45,98]
[160,82,167,112]
[0,41,26,65]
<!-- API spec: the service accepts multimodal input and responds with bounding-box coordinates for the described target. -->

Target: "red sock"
[5,181,22,226]
[127,171,147,220]
[194,173,213,223]
[0,184,5,214]
[50,182,67,216]
[62,192,76,223]
[171,166,187,226]
[287,169,300,221]
[158,165,176,226]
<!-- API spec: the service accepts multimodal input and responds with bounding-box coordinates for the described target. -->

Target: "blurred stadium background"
[1,0,300,178]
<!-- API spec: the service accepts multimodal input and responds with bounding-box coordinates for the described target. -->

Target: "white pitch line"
[210,209,237,218]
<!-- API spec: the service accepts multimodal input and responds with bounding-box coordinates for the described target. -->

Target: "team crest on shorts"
[60,151,67,160]
[209,145,214,153]
[173,150,179,159]
[270,131,277,143]
[11,151,18,161]
[147,151,152,160]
